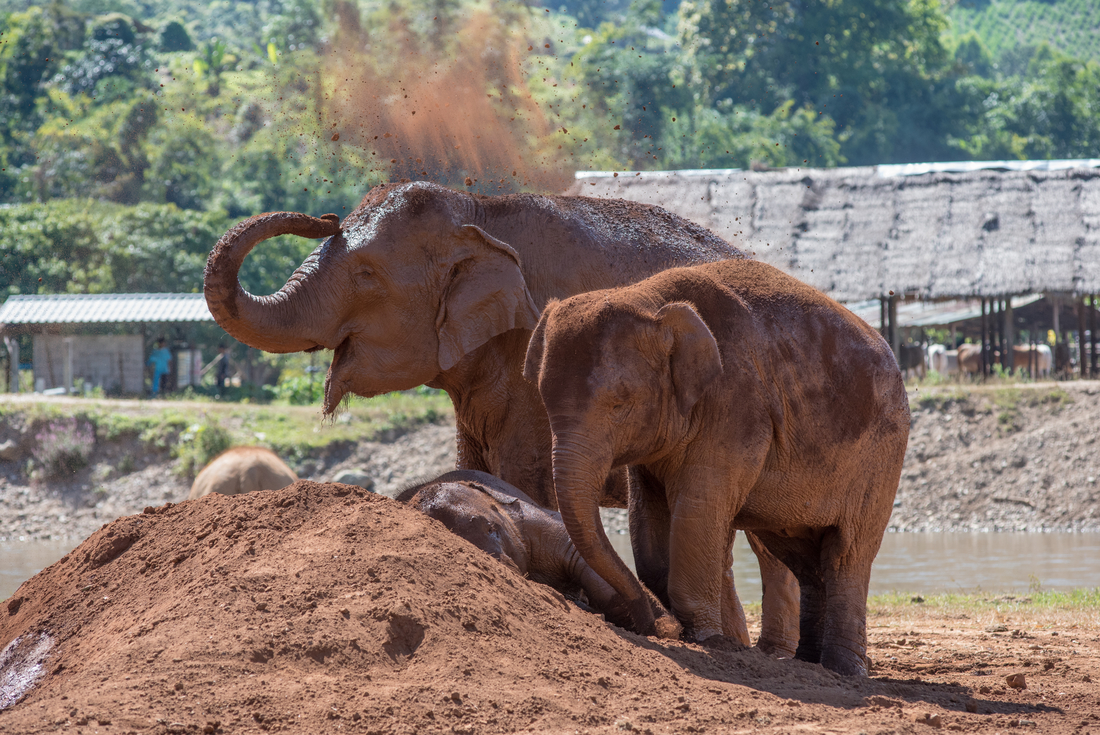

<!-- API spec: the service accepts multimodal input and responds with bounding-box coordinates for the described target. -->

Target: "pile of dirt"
[4,481,1087,734]
[892,382,1100,531]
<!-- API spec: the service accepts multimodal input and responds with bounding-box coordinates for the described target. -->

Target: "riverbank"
[894,380,1100,531]
[3,382,1100,544]
[2,483,1098,734]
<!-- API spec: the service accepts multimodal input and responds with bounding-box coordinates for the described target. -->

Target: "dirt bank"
[2,382,1099,543]
[893,381,1100,531]
[3,482,1096,734]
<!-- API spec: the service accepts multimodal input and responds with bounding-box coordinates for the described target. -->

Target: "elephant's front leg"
[665,476,745,643]
[627,466,671,608]
[719,537,750,646]
[746,531,800,658]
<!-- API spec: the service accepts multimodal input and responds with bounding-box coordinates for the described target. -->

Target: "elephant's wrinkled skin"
[524,259,910,676]
[188,446,298,501]
[203,181,796,652]
[397,470,680,637]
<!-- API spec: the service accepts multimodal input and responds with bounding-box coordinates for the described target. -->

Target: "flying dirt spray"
[319,5,571,194]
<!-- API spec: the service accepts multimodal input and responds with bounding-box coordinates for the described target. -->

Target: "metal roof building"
[0,294,215,395]
[0,293,212,332]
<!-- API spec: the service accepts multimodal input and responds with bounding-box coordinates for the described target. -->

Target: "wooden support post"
[880,298,887,340]
[985,297,994,378]
[1031,324,1038,379]
[2,336,17,393]
[1086,294,1095,378]
[1004,298,1014,372]
[888,295,899,361]
[1051,293,1060,341]
[992,298,1001,371]
[1078,297,1086,378]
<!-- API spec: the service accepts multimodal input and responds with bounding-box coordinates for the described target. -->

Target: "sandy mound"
[0,482,1058,734]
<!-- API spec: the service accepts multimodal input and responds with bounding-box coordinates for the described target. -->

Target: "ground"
[2,482,1099,734]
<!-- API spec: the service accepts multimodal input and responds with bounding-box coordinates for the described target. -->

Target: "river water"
[3,533,1099,602]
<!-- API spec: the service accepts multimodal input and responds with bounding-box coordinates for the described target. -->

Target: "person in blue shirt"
[148,338,172,396]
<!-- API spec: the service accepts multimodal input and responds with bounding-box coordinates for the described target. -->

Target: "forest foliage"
[1,0,1099,301]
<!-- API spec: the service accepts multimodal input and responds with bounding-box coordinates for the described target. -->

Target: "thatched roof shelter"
[570,161,1100,302]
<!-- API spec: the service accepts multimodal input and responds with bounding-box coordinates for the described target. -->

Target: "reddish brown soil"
[1,482,1097,734]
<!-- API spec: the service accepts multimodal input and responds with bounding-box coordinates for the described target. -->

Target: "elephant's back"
[188,446,297,500]
[479,194,746,306]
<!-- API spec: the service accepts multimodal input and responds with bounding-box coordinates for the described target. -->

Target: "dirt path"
[2,481,1097,734]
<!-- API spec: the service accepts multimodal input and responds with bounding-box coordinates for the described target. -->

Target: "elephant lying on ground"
[204,181,798,654]
[524,259,911,676]
[188,446,298,501]
[397,470,680,637]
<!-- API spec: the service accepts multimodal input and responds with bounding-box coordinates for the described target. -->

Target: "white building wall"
[33,334,144,394]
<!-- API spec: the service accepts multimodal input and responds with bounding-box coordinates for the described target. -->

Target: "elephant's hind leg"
[818,534,873,676]
[751,531,825,663]
[746,531,799,658]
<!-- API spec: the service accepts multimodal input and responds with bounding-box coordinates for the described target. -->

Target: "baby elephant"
[188,446,298,500]
[397,470,679,637]
[523,259,910,676]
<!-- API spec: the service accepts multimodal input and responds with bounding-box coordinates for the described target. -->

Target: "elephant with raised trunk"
[203,181,797,652]
[523,259,910,675]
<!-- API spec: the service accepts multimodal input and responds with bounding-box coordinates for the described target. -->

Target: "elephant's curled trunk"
[203,211,340,353]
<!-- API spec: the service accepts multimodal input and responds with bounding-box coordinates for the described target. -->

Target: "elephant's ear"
[657,302,722,417]
[522,304,554,385]
[436,225,541,371]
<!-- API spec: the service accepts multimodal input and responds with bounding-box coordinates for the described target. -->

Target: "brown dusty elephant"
[203,181,797,652]
[187,446,298,501]
[523,259,911,676]
[396,470,680,637]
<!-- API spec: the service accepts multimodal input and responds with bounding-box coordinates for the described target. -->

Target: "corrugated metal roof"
[844,294,1044,330]
[0,293,212,327]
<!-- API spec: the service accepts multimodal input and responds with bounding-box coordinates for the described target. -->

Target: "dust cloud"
[322,7,571,194]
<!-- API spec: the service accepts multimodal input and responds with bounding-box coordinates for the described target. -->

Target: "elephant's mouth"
[322,338,355,416]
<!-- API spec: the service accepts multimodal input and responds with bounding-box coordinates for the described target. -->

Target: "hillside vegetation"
[3,0,1100,400]
[949,0,1100,67]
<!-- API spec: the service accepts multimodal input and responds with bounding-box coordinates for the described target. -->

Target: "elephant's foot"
[820,643,868,677]
[756,637,797,659]
[699,634,749,652]
[653,614,682,640]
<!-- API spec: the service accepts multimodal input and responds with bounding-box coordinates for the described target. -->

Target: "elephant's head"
[204,182,540,414]
[522,292,723,635]
[524,294,723,469]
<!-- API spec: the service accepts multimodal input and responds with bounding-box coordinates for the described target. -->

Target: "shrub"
[174,420,232,478]
[32,418,95,478]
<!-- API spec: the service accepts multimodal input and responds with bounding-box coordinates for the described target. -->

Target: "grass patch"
[0,389,456,476]
[913,387,971,412]
[867,589,1100,630]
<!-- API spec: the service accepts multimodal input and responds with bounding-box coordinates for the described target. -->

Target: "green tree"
[678,0,959,164]
[0,5,85,164]
[146,115,220,210]
[57,13,154,97]
[951,46,1100,160]
[159,19,193,52]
